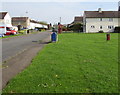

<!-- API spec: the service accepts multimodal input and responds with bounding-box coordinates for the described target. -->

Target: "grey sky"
[1,2,119,24]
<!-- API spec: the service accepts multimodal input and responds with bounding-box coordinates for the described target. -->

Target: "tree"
[68,23,83,32]
[62,26,67,31]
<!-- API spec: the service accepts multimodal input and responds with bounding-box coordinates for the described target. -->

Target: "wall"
[85,18,118,33]
[0,19,4,24]
[4,13,12,26]
[0,13,12,27]
[12,18,30,28]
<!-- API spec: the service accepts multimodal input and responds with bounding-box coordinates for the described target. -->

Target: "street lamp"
[25,11,28,17]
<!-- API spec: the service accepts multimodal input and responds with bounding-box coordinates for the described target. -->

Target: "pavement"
[1,31,51,90]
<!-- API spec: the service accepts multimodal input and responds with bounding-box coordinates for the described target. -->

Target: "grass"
[2,33,118,93]
[2,34,25,39]
[18,30,27,34]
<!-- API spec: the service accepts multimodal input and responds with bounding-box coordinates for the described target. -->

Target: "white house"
[0,12,12,27]
[12,18,48,30]
[29,20,47,29]
[12,17,30,29]
[83,8,120,33]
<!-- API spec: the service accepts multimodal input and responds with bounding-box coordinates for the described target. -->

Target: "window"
[109,18,113,21]
[91,25,95,28]
[100,18,102,21]
[108,26,114,29]
[5,19,10,24]
[100,26,102,29]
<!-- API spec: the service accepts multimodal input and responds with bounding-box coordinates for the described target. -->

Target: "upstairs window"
[109,18,113,21]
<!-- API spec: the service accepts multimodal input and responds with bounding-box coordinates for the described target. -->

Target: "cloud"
[1,0,119,2]
[1,2,118,24]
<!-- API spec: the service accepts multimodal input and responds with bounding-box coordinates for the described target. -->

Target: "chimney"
[98,8,102,13]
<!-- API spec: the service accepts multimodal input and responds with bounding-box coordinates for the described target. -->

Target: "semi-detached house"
[0,12,12,27]
[83,8,120,33]
[72,16,83,24]
[12,17,48,29]
[12,17,30,29]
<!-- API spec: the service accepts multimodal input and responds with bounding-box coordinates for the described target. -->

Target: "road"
[2,31,51,62]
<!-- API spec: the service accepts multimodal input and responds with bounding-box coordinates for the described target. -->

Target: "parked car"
[12,26,18,31]
[5,27,17,35]
[0,25,17,35]
[0,25,6,36]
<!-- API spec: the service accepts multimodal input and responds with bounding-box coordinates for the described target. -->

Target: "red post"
[106,34,110,41]
[58,24,62,34]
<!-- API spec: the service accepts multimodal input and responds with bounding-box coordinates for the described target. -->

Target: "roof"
[0,12,8,19]
[72,16,83,24]
[84,11,120,18]
[30,19,38,23]
[74,17,83,22]
[12,17,29,21]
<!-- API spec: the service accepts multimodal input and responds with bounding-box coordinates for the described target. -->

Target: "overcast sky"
[0,1,119,24]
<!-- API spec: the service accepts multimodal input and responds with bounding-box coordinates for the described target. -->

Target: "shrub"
[98,30,104,33]
[114,27,120,33]
[68,23,83,32]
[18,30,26,34]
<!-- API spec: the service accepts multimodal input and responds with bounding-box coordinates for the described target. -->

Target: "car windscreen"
[6,27,13,31]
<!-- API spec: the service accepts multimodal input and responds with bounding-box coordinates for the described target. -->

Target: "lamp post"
[26,11,28,16]
[60,17,61,24]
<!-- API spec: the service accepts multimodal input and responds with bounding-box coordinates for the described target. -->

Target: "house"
[29,19,43,29]
[72,16,83,24]
[12,17,30,29]
[83,8,120,33]
[67,16,83,30]
[12,17,48,30]
[0,12,12,27]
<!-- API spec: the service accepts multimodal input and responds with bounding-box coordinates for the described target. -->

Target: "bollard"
[106,34,110,41]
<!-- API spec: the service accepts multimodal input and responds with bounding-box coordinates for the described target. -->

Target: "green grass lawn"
[2,34,24,39]
[3,33,118,93]
[0,33,26,39]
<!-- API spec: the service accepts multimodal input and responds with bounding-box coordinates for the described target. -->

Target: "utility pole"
[60,17,61,24]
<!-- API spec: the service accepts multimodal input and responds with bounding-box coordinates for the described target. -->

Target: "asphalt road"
[2,31,51,62]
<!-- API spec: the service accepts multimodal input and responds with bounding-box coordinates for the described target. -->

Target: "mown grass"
[2,33,118,93]
[2,34,24,39]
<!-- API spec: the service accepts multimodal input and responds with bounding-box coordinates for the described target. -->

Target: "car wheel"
[10,33,14,35]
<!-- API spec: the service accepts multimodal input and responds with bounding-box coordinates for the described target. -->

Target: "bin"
[106,34,110,41]
[51,32,57,42]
